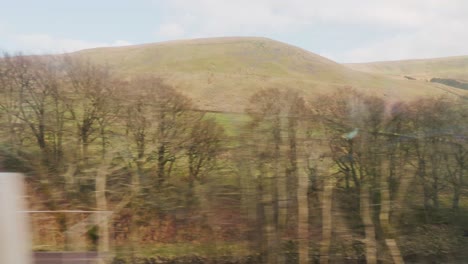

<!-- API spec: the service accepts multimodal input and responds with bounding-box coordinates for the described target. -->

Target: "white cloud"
[111,40,132,47]
[160,0,454,34]
[157,0,468,61]
[4,1,468,61]
[160,0,300,36]
[155,23,185,40]
[9,34,132,54]
[339,18,468,62]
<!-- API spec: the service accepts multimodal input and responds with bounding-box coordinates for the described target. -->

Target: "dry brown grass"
[68,37,465,111]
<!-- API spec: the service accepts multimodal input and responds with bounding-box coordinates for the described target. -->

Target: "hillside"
[346,56,468,82]
[4,37,468,263]
[70,37,463,111]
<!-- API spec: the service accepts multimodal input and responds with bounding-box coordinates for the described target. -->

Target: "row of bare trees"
[0,54,224,254]
[1,53,467,263]
[239,87,467,263]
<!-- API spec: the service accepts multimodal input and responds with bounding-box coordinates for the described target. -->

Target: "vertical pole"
[0,173,32,264]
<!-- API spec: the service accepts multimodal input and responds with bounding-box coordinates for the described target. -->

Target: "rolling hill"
[71,37,466,112]
[346,56,468,82]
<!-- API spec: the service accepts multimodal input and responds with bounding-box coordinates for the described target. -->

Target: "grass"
[33,241,252,259]
[346,55,468,81]
[205,112,251,137]
[114,242,251,258]
[68,37,461,112]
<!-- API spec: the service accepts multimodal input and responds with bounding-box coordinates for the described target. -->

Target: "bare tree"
[185,117,224,206]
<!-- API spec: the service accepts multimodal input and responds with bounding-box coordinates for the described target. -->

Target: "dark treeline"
[430,77,468,90]
[1,54,467,263]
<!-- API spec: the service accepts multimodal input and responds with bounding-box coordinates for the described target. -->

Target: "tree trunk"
[265,196,278,264]
[256,180,267,261]
[320,178,333,264]
[380,161,404,264]
[385,239,405,264]
[297,160,309,264]
[269,118,281,264]
[96,162,109,253]
[452,185,461,210]
[129,168,141,263]
[361,185,377,264]
[379,162,391,235]
[157,144,166,186]
[82,138,89,165]
[287,116,298,233]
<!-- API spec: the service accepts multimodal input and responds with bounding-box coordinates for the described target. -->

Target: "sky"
[1,0,467,63]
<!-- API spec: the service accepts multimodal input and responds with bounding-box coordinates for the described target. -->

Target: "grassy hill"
[346,55,468,82]
[71,37,464,111]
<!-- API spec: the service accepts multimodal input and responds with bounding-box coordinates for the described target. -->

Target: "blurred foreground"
[1,55,468,263]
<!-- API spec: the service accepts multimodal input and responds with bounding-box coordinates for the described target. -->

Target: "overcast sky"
[1,0,467,63]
